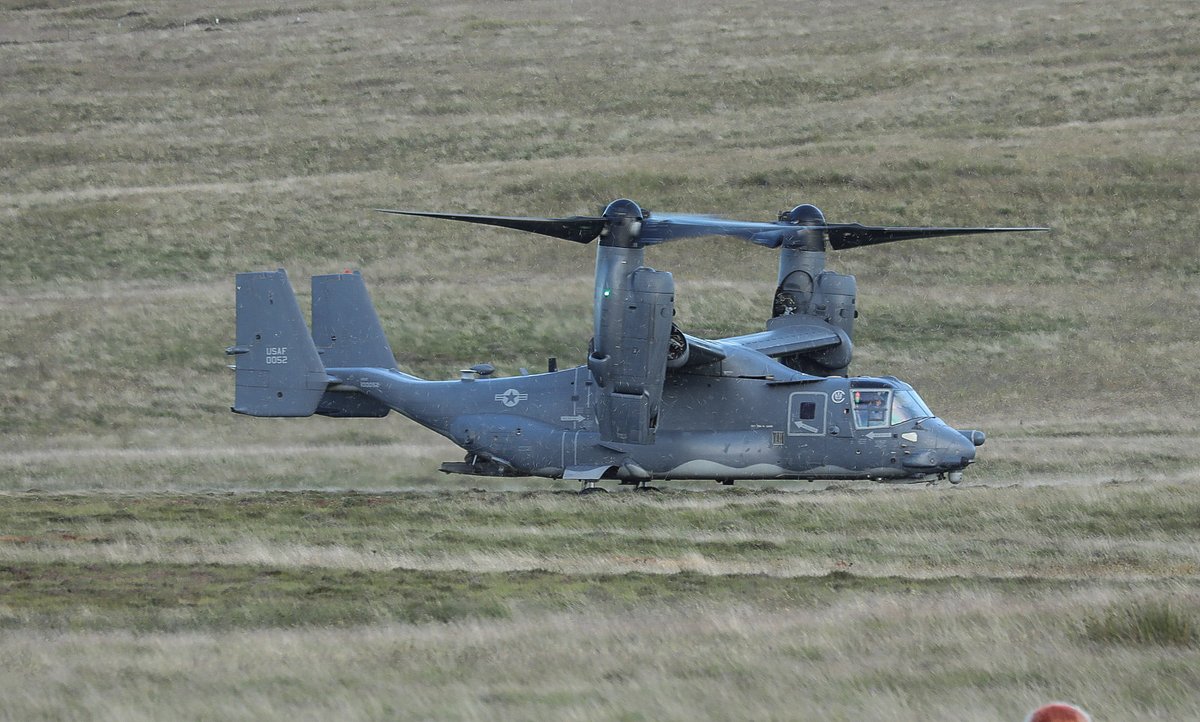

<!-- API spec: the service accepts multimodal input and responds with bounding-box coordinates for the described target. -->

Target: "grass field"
[1,0,1199,719]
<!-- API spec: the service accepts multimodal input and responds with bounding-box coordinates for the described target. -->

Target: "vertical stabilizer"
[311,272,397,370]
[228,270,328,417]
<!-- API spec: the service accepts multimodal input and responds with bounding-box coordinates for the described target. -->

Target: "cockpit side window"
[852,390,891,429]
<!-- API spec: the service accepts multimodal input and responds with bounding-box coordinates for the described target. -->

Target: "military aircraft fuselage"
[329,360,979,484]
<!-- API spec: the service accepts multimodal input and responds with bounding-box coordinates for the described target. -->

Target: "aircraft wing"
[719,323,843,358]
[666,325,836,380]
[676,333,727,366]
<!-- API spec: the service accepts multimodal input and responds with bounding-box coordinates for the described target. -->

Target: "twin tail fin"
[227,269,395,417]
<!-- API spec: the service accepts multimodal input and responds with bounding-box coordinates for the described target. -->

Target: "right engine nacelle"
[587,266,674,444]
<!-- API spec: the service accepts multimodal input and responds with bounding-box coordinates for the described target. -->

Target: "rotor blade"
[637,213,794,246]
[825,224,1049,250]
[374,209,608,244]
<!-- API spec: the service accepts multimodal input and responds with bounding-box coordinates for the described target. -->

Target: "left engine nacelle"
[773,268,857,375]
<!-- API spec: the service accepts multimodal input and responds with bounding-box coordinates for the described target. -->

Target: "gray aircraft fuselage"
[327,360,977,484]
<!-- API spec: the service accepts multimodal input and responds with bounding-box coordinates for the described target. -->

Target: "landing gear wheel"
[579,482,608,495]
[633,484,660,492]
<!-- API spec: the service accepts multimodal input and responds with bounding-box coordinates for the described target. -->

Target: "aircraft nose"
[901,421,977,474]
[940,427,976,469]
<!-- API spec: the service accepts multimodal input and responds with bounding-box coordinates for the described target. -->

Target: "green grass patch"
[0,562,515,630]
[2,487,1199,581]
[0,560,1083,633]
[1083,601,1200,648]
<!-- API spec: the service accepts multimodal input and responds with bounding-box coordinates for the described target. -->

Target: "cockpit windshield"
[890,389,934,424]
[852,387,934,428]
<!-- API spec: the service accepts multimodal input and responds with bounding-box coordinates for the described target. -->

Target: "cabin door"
[785,392,827,471]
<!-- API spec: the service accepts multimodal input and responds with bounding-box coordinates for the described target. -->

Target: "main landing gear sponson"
[578,481,661,493]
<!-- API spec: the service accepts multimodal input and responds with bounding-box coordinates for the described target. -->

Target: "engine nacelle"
[666,324,690,369]
[588,266,674,444]
[773,268,857,375]
[813,271,857,338]
[776,270,857,333]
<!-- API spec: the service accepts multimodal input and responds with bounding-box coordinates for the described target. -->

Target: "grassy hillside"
[3,0,1199,460]
[1,0,1198,719]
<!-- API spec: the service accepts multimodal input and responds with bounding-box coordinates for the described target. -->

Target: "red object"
[1026,702,1090,722]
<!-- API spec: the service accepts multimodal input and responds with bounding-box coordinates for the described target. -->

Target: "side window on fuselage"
[787,392,827,436]
[852,390,892,429]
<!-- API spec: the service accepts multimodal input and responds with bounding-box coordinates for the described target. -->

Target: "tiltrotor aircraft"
[227,199,1045,491]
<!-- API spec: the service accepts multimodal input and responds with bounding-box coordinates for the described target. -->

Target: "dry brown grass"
[1,595,1197,721]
